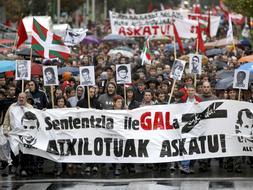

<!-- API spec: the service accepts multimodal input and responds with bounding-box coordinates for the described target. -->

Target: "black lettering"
[66,139,77,155]
[208,135,219,153]
[106,118,114,129]
[78,138,83,155]
[179,138,187,156]
[124,139,137,157]
[94,138,103,155]
[160,140,171,157]
[132,120,139,130]
[171,139,179,156]
[45,117,52,130]
[138,139,149,157]
[114,139,123,157]
[220,134,226,153]
[104,138,112,156]
[73,118,80,129]
[189,138,200,155]
[46,140,59,155]
[198,136,206,153]
[58,139,65,156]
[52,120,60,130]
[83,138,92,155]
[90,116,95,127]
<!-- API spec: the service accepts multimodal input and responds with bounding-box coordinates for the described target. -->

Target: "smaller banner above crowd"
[6,100,253,163]
[109,10,220,38]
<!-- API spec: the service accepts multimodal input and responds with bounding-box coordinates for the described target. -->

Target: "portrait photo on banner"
[15,60,31,81]
[79,66,95,86]
[189,54,202,75]
[233,69,250,90]
[43,66,59,86]
[116,64,132,84]
[170,59,186,81]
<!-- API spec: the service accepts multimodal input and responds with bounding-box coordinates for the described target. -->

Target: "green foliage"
[224,0,253,17]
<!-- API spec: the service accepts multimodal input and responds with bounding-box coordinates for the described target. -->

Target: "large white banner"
[109,10,220,38]
[6,100,253,163]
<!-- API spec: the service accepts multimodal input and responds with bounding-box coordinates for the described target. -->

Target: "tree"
[224,0,253,17]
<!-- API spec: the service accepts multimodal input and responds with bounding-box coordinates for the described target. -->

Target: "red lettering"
[134,27,142,35]
[119,27,126,36]
[165,112,173,129]
[152,25,159,35]
[126,27,133,36]
[153,112,164,130]
[143,26,151,35]
[140,112,151,130]
[161,24,169,35]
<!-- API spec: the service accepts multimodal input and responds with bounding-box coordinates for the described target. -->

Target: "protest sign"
[8,100,253,163]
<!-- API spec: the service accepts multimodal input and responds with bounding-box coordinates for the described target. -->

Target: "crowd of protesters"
[0,15,253,178]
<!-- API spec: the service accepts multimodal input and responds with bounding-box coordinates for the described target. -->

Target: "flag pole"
[173,33,177,59]
[124,84,127,108]
[168,80,176,104]
[195,19,199,88]
[238,89,241,101]
[12,33,18,53]
[51,85,55,108]
[87,86,91,108]
[21,80,24,92]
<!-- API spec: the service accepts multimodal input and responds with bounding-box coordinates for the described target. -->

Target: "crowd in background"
[0,15,253,177]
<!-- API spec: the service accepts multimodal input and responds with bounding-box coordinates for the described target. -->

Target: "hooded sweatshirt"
[68,85,85,107]
[30,80,48,110]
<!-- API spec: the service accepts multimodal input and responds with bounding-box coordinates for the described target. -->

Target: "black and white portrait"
[170,59,186,80]
[189,54,202,75]
[80,66,95,86]
[43,66,59,86]
[116,64,132,84]
[15,60,31,80]
[19,111,40,146]
[233,70,250,90]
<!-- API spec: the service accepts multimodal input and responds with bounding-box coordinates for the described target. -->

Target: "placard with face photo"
[79,66,95,86]
[43,66,59,86]
[116,64,132,84]
[189,54,202,75]
[170,59,186,81]
[233,69,250,90]
[15,60,31,80]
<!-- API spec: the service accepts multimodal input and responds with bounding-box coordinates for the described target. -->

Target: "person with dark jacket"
[77,86,101,109]
[27,80,48,110]
[126,87,140,110]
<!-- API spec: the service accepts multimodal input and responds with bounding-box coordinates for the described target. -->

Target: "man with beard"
[98,82,117,109]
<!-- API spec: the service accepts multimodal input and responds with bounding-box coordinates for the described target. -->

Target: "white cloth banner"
[64,28,87,46]
[109,10,220,38]
[6,100,253,163]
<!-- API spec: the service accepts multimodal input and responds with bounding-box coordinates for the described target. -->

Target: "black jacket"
[77,97,101,109]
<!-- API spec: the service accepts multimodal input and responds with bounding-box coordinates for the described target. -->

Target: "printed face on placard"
[19,111,40,146]
[116,64,132,84]
[171,59,185,81]
[80,66,95,86]
[233,70,250,90]
[43,66,59,86]
[189,54,202,75]
[16,60,31,80]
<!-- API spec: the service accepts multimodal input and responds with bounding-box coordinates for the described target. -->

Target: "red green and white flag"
[31,18,70,60]
[141,37,152,65]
